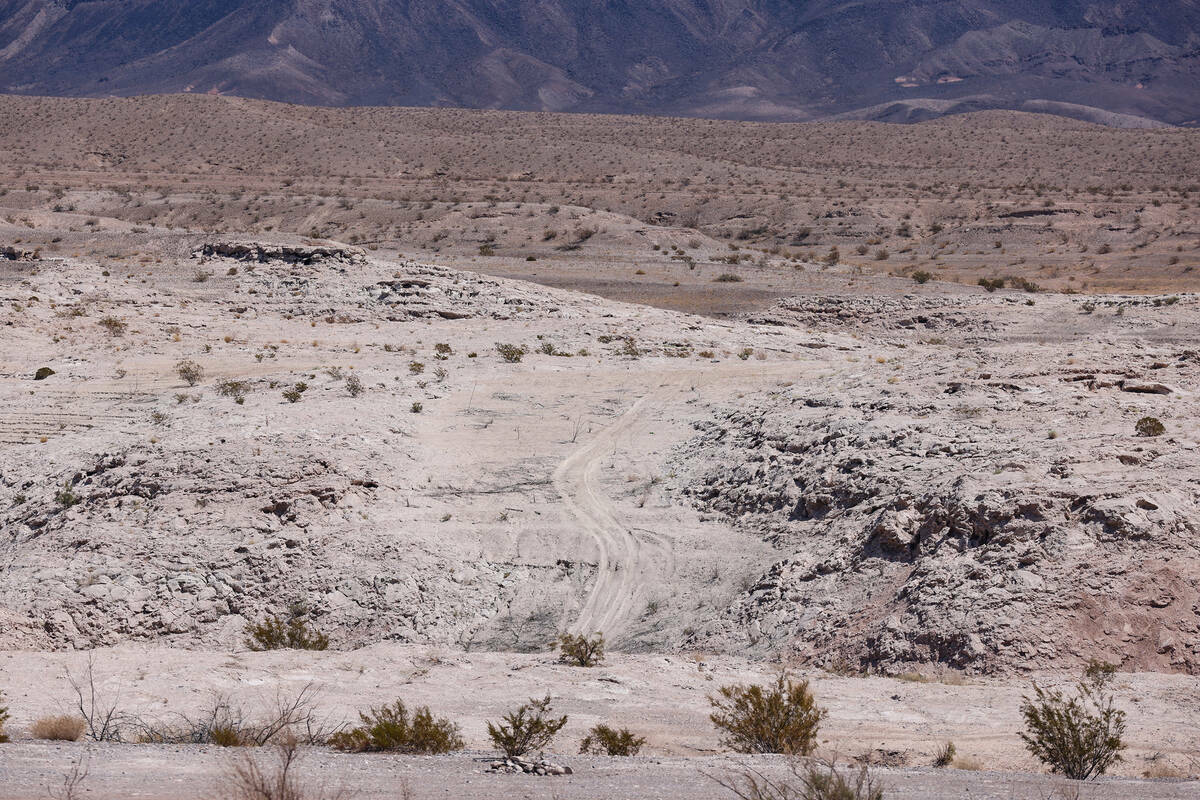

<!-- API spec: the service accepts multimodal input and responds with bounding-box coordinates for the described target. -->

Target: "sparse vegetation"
[556,632,605,667]
[709,674,825,755]
[579,724,646,756]
[328,700,464,754]
[1135,416,1165,437]
[344,373,364,397]
[1019,677,1127,780]
[711,757,884,800]
[486,695,567,758]
[98,316,127,336]
[911,270,932,284]
[496,343,527,363]
[175,359,204,386]
[32,715,87,741]
[0,693,9,743]
[933,741,956,767]
[245,613,329,652]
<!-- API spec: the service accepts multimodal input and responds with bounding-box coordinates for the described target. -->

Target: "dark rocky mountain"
[1,1,1198,125]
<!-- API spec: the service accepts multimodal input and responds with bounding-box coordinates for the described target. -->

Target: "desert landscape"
[0,94,1198,799]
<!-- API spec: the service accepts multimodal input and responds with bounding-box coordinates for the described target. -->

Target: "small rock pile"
[487,757,573,776]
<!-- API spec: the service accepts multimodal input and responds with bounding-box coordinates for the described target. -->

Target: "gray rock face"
[671,294,1200,674]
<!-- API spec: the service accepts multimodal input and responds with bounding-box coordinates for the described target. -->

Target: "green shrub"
[33,367,55,381]
[282,388,302,403]
[978,278,1005,292]
[246,614,329,651]
[328,700,464,754]
[217,379,250,402]
[496,343,527,363]
[1019,680,1126,780]
[486,696,567,758]
[709,674,825,755]
[714,273,743,283]
[911,270,932,284]
[1135,416,1165,437]
[0,692,9,743]
[579,724,645,756]
[557,632,605,667]
[175,360,204,386]
[55,481,80,508]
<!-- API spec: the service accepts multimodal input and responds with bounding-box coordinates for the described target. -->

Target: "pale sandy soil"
[0,646,1197,798]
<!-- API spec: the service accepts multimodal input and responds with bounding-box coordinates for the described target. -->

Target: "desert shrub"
[712,757,884,800]
[98,316,127,336]
[410,402,423,413]
[978,278,1005,292]
[714,273,743,283]
[434,342,453,359]
[486,696,567,758]
[1135,416,1164,437]
[874,248,890,261]
[34,366,55,381]
[1009,276,1041,293]
[217,379,250,402]
[709,674,825,755]
[496,343,527,363]
[478,244,496,256]
[557,632,605,667]
[55,481,81,508]
[282,388,302,403]
[175,360,204,386]
[328,700,464,754]
[408,361,424,375]
[132,687,326,747]
[223,738,343,800]
[1019,680,1126,780]
[344,374,364,397]
[32,715,87,741]
[933,741,956,767]
[246,614,329,652]
[1083,659,1117,688]
[911,271,932,284]
[0,692,9,743]
[579,724,645,756]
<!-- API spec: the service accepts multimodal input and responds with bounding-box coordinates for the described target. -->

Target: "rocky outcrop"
[196,241,366,266]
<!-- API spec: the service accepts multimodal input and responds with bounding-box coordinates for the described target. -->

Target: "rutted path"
[554,380,678,642]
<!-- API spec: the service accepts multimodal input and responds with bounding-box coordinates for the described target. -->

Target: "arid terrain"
[0,98,1198,798]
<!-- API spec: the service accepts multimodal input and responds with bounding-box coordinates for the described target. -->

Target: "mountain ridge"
[0,1,1198,125]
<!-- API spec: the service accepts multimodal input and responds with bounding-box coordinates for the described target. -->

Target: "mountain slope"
[0,1,1198,124]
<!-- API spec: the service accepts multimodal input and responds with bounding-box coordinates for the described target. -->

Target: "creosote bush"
[1135,416,1165,437]
[344,374,364,397]
[579,724,645,756]
[246,614,329,652]
[557,632,605,667]
[328,700,464,754]
[32,715,87,741]
[1019,677,1126,780]
[911,270,932,284]
[486,695,567,758]
[175,360,204,386]
[496,343,527,363]
[709,674,825,755]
